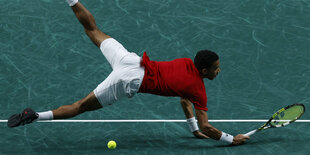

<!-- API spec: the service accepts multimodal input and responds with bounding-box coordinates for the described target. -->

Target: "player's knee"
[79,101,89,114]
[75,99,94,114]
[72,92,102,114]
[72,100,86,114]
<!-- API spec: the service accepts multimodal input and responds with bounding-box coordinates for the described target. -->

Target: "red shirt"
[138,52,208,111]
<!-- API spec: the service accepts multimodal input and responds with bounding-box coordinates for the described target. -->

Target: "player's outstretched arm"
[180,98,209,139]
[67,0,111,47]
[195,109,249,145]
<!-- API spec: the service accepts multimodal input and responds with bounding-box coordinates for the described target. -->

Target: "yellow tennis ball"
[107,140,117,149]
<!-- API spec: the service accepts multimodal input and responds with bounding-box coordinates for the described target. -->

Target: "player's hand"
[232,134,250,145]
[193,131,209,139]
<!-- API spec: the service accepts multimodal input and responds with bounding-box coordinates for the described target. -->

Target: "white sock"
[37,111,54,120]
[67,0,79,6]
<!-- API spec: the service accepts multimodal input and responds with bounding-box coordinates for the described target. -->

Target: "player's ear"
[201,68,208,75]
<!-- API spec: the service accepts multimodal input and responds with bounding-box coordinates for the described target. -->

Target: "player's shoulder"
[184,57,193,62]
[171,58,195,69]
[176,57,194,64]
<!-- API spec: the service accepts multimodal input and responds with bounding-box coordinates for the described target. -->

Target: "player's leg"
[69,1,132,70]
[52,91,102,119]
[7,91,102,127]
[70,1,111,47]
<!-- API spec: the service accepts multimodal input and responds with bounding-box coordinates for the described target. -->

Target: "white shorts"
[94,38,145,106]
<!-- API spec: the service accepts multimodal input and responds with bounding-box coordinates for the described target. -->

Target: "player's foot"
[7,108,38,128]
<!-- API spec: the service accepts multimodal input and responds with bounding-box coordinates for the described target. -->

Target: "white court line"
[0,120,310,123]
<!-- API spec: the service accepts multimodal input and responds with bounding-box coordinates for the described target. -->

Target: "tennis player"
[8,0,249,145]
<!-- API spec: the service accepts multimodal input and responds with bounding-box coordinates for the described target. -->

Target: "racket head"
[267,104,305,128]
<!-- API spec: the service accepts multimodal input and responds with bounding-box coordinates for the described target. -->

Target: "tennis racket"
[244,103,305,136]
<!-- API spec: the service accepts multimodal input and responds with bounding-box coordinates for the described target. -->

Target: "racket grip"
[243,129,257,136]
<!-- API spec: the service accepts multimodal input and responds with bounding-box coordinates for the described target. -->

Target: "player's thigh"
[99,38,131,70]
[93,71,127,107]
[78,91,103,113]
[119,52,142,68]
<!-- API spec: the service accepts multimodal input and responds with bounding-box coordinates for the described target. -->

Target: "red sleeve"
[187,86,208,111]
[194,104,208,111]
[190,97,208,111]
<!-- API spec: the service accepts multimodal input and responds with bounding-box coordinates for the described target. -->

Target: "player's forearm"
[71,2,98,31]
[200,124,222,140]
[195,109,222,140]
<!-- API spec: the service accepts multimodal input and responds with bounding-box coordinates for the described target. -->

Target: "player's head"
[194,50,220,80]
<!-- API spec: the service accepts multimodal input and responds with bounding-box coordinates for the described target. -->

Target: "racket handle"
[243,129,257,136]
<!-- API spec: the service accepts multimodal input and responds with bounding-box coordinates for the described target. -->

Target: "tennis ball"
[107,140,117,149]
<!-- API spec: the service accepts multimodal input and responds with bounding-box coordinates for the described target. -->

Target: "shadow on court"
[1,123,310,154]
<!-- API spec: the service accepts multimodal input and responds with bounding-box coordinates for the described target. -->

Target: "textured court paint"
[0,0,309,154]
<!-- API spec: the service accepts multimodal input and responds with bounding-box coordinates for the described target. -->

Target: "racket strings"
[270,105,305,127]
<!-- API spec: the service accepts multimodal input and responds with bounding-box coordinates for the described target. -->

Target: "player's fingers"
[244,136,250,139]
[196,133,209,139]
[201,135,210,139]
[237,141,245,145]
[194,131,210,139]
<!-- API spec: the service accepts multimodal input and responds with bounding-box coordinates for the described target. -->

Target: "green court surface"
[0,122,309,154]
[1,0,309,154]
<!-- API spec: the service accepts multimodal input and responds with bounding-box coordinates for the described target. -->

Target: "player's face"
[203,60,221,80]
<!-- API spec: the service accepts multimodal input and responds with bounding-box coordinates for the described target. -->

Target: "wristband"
[67,0,78,6]
[186,117,199,132]
[220,131,234,144]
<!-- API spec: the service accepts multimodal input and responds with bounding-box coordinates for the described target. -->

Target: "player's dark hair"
[194,50,219,70]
